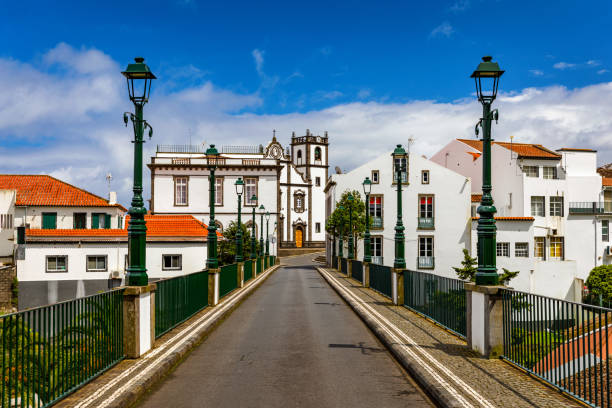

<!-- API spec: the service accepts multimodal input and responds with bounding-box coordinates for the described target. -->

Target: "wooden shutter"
[105,214,111,229]
[42,213,57,229]
[92,213,99,229]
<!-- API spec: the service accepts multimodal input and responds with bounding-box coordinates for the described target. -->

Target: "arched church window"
[314,147,322,161]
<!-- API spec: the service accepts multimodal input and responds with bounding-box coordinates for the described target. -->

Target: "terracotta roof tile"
[26,214,222,239]
[603,177,612,187]
[471,216,534,221]
[471,194,482,203]
[557,148,597,152]
[0,175,127,211]
[457,139,561,159]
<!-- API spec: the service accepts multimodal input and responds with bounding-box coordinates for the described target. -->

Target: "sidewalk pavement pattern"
[318,266,583,408]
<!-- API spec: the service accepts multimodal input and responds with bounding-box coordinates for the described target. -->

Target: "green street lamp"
[347,194,355,259]
[235,178,245,263]
[362,177,372,263]
[206,144,220,269]
[471,56,504,285]
[259,204,265,257]
[265,211,270,256]
[331,215,337,259]
[122,57,156,286]
[393,144,406,269]
[338,204,344,258]
[250,195,257,259]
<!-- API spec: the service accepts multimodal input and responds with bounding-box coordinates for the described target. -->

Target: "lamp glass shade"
[362,177,372,195]
[121,57,156,104]
[235,177,245,195]
[470,56,504,102]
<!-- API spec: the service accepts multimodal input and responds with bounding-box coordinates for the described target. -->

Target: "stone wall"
[0,264,16,309]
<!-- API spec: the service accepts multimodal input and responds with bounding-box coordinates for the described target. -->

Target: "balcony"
[371,256,384,265]
[371,217,383,229]
[569,202,612,214]
[417,256,435,269]
[418,217,434,229]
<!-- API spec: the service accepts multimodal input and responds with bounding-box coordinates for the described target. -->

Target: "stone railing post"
[208,268,220,306]
[391,268,404,305]
[347,260,352,278]
[123,283,156,358]
[363,262,370,287]
[238,262,244,288]
[465,283,505,358]
[336,256,341,272]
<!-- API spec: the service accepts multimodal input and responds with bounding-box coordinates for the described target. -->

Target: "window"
[315,223,321,233]
[419,196,434,218]
[297,150,303,165]
[496,242,510,257]
[42,212,57,229]
[46,255,67,273]
[215,177,224,206]
[371,170,379,184]
[543,166,557,179]
[162,255,182,270]
[549,196,564,216]
[314,147,322,161]
[531,196,545,217]
[174,177,188,206]
[534,237,546,259]
[315,177,321,187]
[0,214,12,229]
[419,237,433,257]
[73,213,86,229]
[294,193,305,212]
[549,237,564,260]
[92,213,111,229]
[515,242,529,257]
[371,236,383,264]
[603,220,609,242]
[393,157,408,183]
[369,196,383,228]
[245,178,258,206]
[86,255,107,272]
[523,166,539,177]
[421,170,430,184]
[118,215,123,229]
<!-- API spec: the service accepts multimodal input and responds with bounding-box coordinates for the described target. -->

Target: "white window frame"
[523,166,539,177]
[174,176,188,206]
[515,242,529,258]
[549,196,563,217]
[496,242,510,257]
[245,178,258,206]
[419,195,434,219]
[534,237,546,260]
[418,236,434,257]
[86,255,108,272]
[371,236,383,257]
[46,255,68,273]
[549,237,564,260]
[215,176,224,206]
[371,170,380,184]
[421,170,430,184]
[543,166,557,179]
[162,254,182,271]
[531,196,545,217]
[603,220,609,242]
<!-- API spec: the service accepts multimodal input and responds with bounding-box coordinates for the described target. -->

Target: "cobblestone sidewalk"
[319,267,584,408]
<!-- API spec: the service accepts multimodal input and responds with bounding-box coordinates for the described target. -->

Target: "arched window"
[297,150,303,165]
[294,191,305,213]
[314,147,322,161]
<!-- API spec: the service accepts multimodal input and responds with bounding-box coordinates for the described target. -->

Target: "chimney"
[109,191,117,205]
[306,129,310,136]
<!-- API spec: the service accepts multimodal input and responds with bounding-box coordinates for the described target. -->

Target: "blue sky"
[1,0,612,204]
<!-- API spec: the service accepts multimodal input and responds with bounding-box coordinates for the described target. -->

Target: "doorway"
[295,227,303,248]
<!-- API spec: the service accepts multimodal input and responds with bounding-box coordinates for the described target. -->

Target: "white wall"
[0,189,16,257]
[430,140,483,194]
[14,206,124,229]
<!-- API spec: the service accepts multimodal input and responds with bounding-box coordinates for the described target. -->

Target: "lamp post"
[348,194,354,259]
[122,57,156,286]
[259,204,265,257]
[250,195,257,259]
[338,204,344,258]
[235,178,245,263]
[205,144,219,269]
[393,144,406,269]
[331,216,337,259]
[265,211,270,256]
[362,177,372,263]
[471,56,504,285]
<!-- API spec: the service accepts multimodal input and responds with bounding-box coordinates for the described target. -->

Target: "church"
[148,130,329,251]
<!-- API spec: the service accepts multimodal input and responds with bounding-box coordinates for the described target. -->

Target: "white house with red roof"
[432,139,610,300]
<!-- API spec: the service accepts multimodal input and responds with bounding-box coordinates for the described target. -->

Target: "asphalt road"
[136,254,434,408]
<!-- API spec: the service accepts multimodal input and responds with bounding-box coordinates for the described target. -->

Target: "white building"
[149,130,329,250]
[432,139,608,300]
[0,189,16,261]
[325,148,471,277]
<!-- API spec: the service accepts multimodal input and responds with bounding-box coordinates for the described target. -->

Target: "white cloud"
[430,22,454,38]
[553,62,576,70]
[252,49,264,77]
[598,69,609,75]
[357,89,372,99]
[449,0,470,12]
[3,43,612,209]
[587,60,601,67]
[529,69,544,77]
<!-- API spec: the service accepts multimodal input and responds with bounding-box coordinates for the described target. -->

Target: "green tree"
[218,221,261,265]
[326,190,367,257]
[452,248,519,285]
[585,265,612,305]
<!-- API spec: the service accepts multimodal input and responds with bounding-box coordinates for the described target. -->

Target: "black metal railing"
[352,260,363,283]
[341,258,348,275]
[501,289,610,408]
[404,270,466,338]
[369,264,392,299]
[332,256,338,269]
[156,144,204,153]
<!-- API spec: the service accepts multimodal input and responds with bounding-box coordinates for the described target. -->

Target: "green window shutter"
[92,213,99,229]
[105,214,111,229]
[42,213,57,229]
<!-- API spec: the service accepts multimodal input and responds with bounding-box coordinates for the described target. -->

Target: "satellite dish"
[335,166,342,174]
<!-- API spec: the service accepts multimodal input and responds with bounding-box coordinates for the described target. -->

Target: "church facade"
[148,130,329,250]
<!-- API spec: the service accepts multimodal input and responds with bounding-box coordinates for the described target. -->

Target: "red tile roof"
[471,194,482,203]
[0,175,127,211]
[603,177,612,187]
[471,217,534,221]
[26,214,222,239]
[457,139,561,160]
[556,148,597,152]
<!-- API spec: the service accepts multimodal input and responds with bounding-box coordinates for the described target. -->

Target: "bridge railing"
[340,258,348,275]
[155,271,208,338]
[0,289,124,408]
[244,260,253,282]
[369,263,392,299]
[403,270,466,338]
[351,260,363,283]
[501,289,610,408]
[220,264,239,299]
